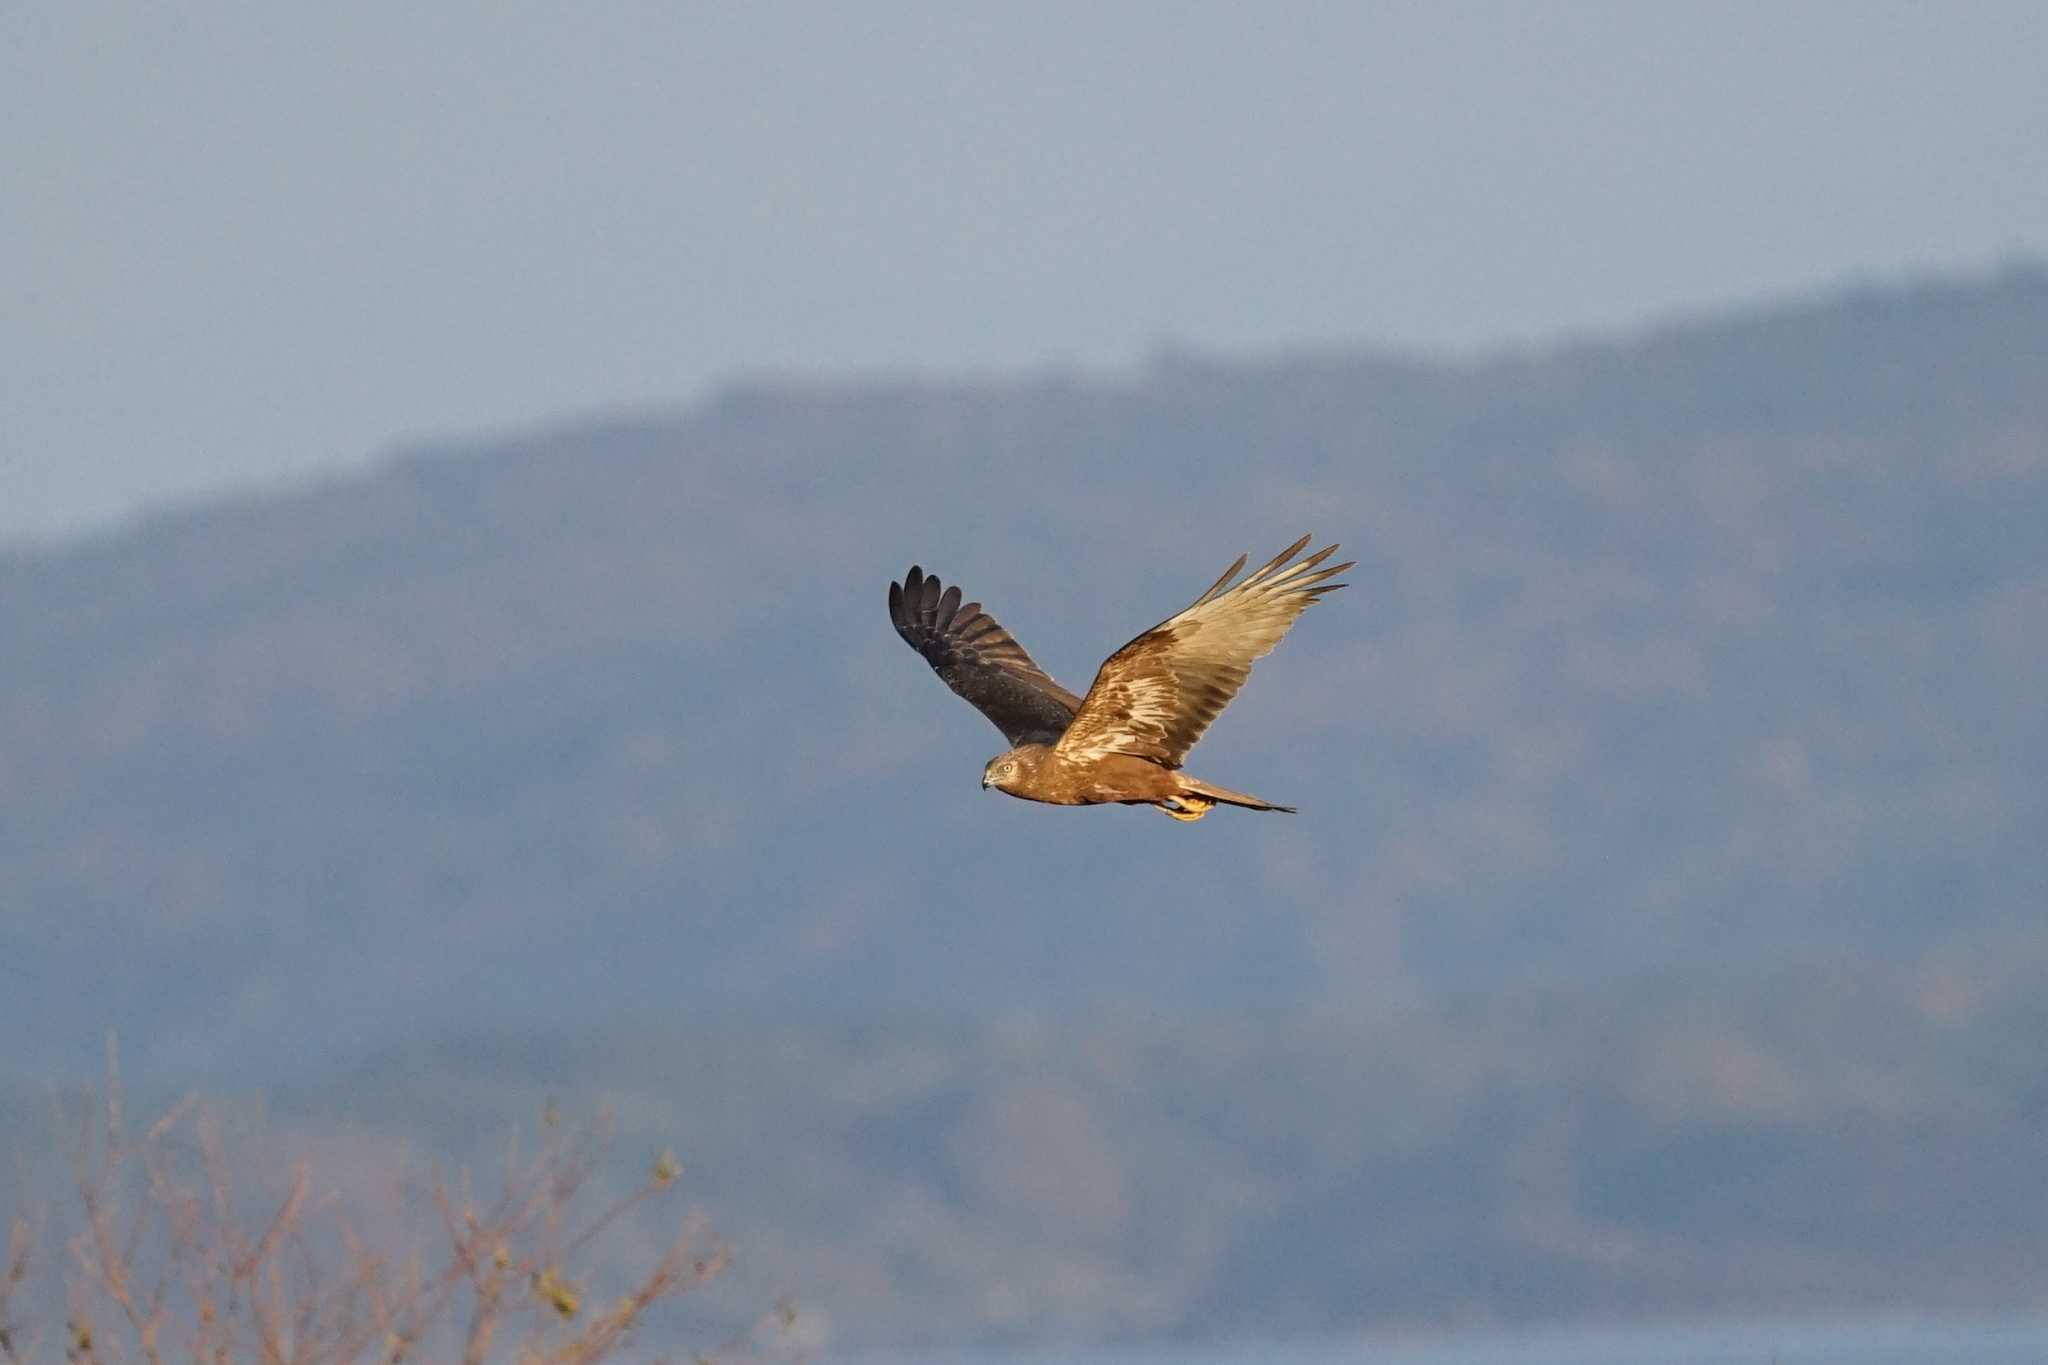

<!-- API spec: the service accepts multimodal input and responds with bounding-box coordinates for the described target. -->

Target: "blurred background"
[5,3,2046,1360]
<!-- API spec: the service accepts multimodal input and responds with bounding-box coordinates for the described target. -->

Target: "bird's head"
[982,751,1024,793]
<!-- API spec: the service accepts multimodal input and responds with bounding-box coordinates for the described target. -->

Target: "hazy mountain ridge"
[6,266,2048,1345]
[6,267,2047,1079]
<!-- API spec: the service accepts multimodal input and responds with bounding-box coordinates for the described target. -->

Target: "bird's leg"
[1155,795,1214,822]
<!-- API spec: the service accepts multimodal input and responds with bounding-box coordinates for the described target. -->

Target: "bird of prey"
[889,535,1349,820]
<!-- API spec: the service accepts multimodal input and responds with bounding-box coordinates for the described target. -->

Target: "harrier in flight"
[889,535,1349,821]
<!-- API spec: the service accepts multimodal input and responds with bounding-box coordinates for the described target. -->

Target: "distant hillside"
[176,954,2048,1346]
[7,266,2048,1347]
[5,266,2046,1081]
[6,957,2048,1348]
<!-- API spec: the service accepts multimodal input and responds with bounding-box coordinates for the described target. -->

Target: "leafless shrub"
[0,1060,803,1365]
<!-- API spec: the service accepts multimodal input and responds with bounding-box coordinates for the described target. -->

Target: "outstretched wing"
[890,566,1083,746]
[1054,535,1350,768]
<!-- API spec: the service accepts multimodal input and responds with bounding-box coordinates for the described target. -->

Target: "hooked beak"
[981,772,992,790]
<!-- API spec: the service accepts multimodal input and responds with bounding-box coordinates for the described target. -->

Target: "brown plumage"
[889,535,1349,820]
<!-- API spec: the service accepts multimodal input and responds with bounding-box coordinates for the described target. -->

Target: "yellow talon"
[1157,796,1214,822]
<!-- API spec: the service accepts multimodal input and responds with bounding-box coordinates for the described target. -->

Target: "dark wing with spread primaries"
[1054,535,1351,769]
[890,566,1083,746]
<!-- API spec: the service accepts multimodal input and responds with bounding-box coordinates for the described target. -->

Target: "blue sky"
[6,1,2045,544]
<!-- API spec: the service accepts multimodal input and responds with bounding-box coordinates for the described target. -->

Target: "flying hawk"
[889,535,1349,820]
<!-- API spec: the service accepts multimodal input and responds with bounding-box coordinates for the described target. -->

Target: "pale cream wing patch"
[1055,536,1351,768]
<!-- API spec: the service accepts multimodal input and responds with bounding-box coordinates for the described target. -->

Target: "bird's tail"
[1162,776,1298,819]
